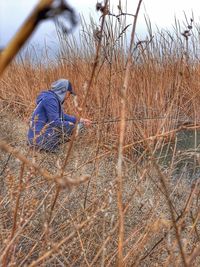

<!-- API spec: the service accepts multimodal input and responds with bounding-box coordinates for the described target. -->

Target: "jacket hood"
[50,79,76,103]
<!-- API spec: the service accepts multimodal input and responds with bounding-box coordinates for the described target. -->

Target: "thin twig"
[116,1,143,266]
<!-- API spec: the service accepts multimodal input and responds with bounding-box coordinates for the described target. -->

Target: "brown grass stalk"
[0,0,53,75]
[116,1,142,265]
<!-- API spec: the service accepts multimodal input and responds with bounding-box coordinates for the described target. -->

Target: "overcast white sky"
[0,0,199,49]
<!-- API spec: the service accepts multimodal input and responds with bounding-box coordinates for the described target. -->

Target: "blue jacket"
[27,90,76,151]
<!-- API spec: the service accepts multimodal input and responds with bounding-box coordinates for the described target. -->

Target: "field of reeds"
[0,1,200,266]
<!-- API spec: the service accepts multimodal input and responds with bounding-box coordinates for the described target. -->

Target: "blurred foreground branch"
[0,0,77,76]
[0,141,90,188]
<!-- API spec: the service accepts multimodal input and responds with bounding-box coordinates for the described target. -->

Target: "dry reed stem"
[151,162,188,266]
[187,245,200,266]
[10,163,25,239]
[89,200,131,267]
[111,46,192,266]
[1,162,25,266]
[0,0,53,75]
[140,180,199,263]
[39,0,110,221]
[0,184,55,266]
[0,141,90,187]
[28,205,106,267]
[116,1,142,265]
[58,0,109,178]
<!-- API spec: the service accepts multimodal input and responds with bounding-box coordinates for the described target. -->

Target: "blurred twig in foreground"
[0,0,77,76]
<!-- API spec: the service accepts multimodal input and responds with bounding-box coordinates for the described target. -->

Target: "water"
[156,128,200,181]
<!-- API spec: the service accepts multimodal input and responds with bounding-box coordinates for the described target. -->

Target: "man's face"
[64,91,71,102]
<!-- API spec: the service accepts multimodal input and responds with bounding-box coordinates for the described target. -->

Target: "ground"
[0,107,199,266]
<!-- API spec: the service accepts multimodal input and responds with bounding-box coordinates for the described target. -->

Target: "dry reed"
[0,0,200,266]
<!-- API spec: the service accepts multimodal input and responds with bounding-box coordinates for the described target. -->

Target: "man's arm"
[63,114,77,124]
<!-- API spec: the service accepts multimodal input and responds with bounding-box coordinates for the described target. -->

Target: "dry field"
[0,1,200,266]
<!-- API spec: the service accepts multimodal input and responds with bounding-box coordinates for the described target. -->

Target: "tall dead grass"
[1,13,200,140]
[0,3,200,266]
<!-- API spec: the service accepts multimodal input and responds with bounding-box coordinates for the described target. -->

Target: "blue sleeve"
[64,114,77,124]
[43,98,71,130]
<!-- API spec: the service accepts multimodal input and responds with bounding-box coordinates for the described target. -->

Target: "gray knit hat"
[51,79,76,103]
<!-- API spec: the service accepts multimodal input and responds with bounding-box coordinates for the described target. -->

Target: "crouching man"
[27,79,92,152]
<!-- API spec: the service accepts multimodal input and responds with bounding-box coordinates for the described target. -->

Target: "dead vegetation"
[0,0,200,266]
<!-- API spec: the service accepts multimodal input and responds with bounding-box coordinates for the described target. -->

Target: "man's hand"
[80,118,92,127]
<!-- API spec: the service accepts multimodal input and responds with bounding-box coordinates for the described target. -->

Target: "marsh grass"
[0,5,200,267]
